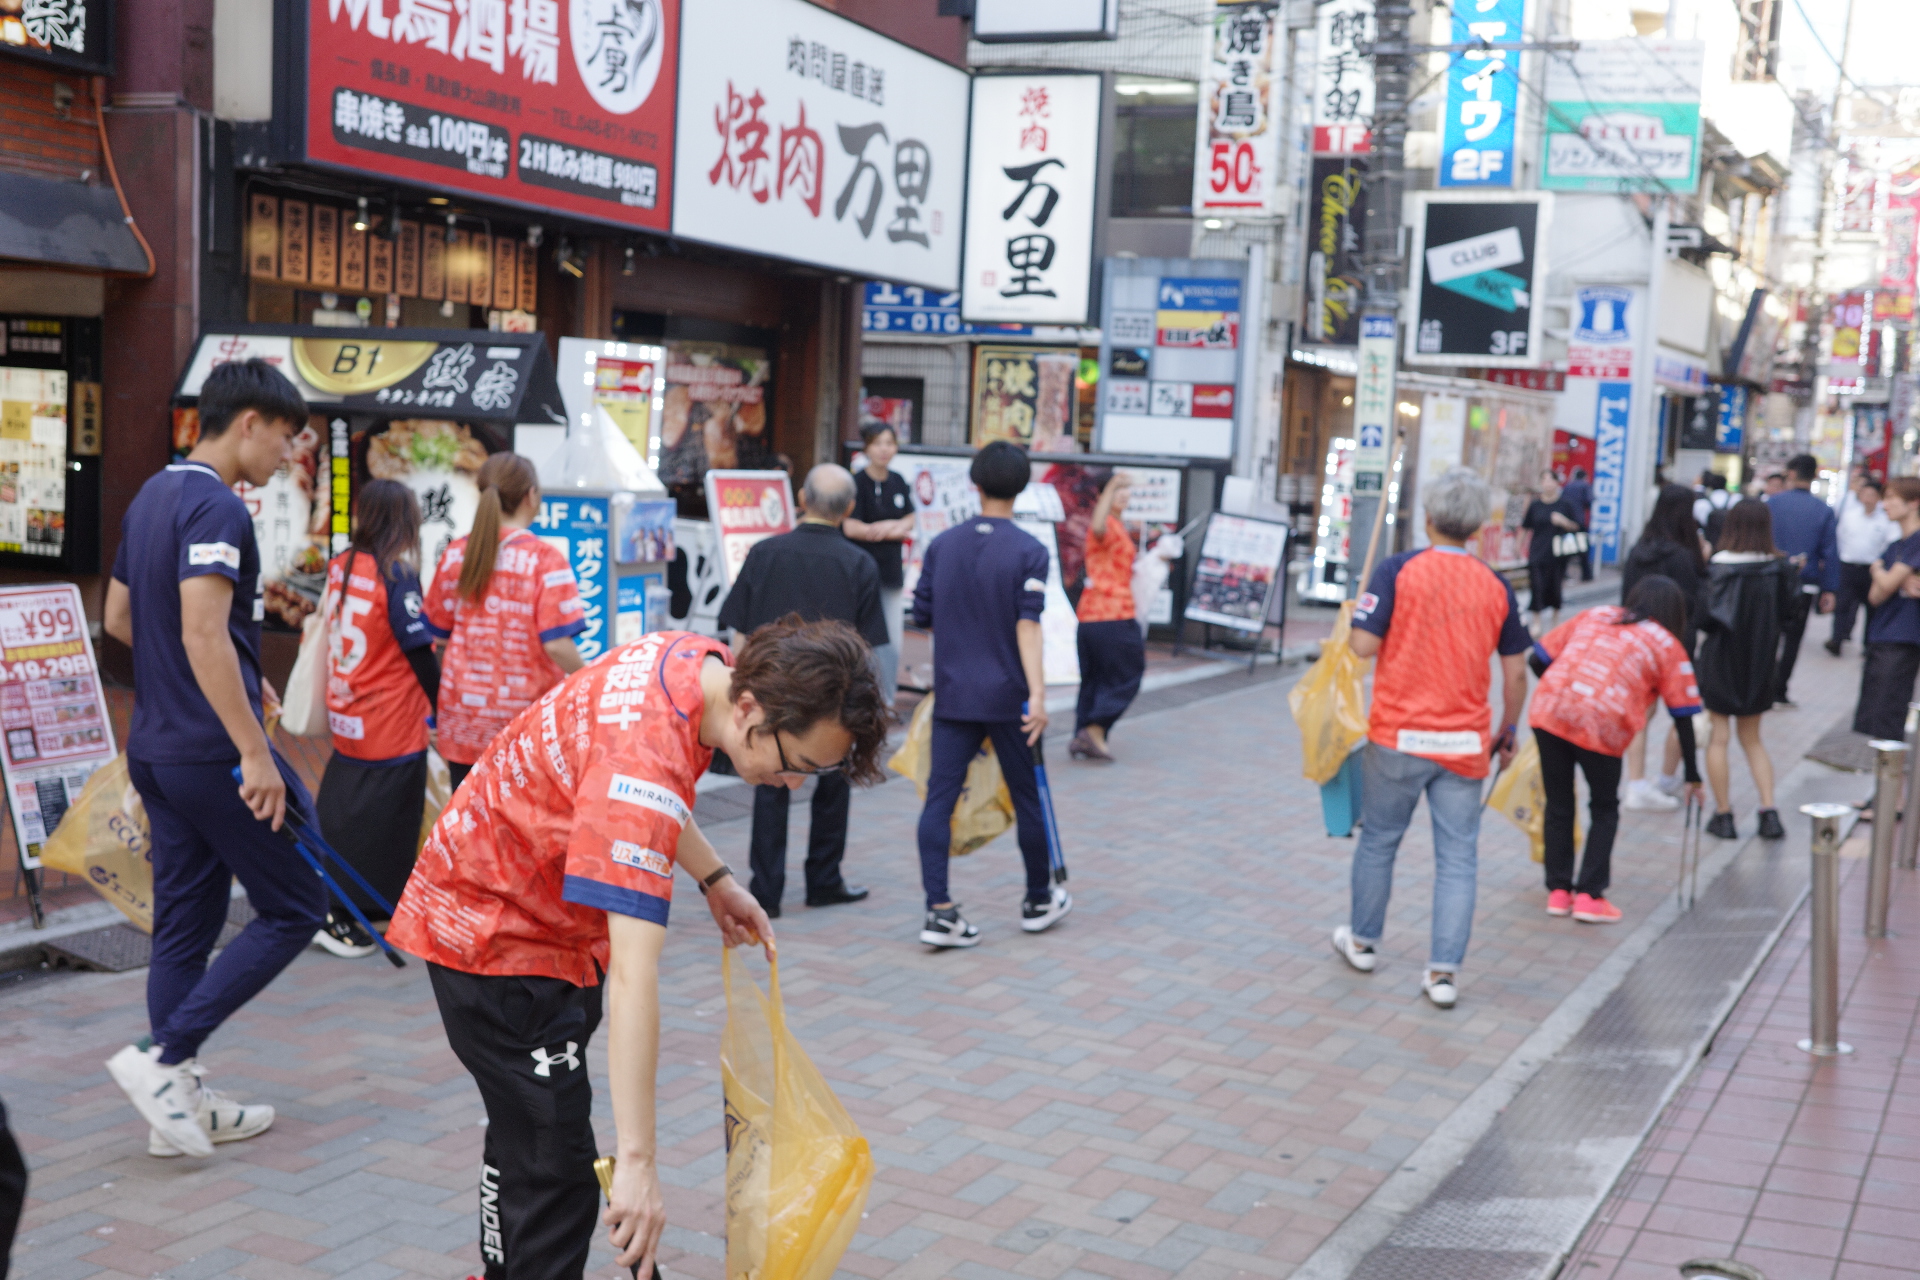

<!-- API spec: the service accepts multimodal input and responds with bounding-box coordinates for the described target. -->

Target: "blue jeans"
[1349,742,1484,971]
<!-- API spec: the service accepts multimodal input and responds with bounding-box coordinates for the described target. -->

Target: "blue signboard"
[863,282,1043,336]
[1438,0,1525,187]
[532,495,611,663]
[1591,382,1632,565]
[1716,384,1747,453]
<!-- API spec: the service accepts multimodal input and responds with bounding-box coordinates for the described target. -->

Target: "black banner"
[0,0,112,76]
[517,135,659,208]
[1409,197,1544,363]
[328,86,510,180]
[1303,156,1366,347]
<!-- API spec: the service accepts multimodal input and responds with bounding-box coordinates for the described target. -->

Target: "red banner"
[301,0,678,231]
[1877,169,1920,322]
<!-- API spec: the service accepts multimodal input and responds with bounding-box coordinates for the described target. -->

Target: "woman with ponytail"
[424,453,588,789]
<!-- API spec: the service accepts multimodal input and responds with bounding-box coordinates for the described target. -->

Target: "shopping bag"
[886,693,1016,856]
[38,755,154,932]
[279,601,331,737]
[1486,737,1579,863]
[1288,601,1372,785]
[721,950,873,1280]
[417,747,452,855]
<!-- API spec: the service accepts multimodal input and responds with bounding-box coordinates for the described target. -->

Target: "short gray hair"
[802,463,856,520]
[1423,467,1493,540]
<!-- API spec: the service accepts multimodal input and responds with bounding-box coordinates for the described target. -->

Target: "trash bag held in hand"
[886,693,1016,856]
[1288,601,1372,785]
[1486,736,1579,863]
[722,949,873,1280]
[38,755,154,932]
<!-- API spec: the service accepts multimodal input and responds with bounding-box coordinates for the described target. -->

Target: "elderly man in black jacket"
[718,463,890,916]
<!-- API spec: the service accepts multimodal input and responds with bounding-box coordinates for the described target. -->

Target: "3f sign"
[1490,331,1527,355]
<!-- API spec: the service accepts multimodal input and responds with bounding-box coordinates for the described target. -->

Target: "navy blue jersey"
[911,516,1048,723]
[1868,532,1920,646]
[113,462,265,763]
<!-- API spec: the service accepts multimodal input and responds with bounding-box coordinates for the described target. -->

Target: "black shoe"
[1020,886,1073,933]
[312,912,377,958]
[759,902,782,919]
[1824,639,1843,656]
[919,905,979,948]
[1706,811,1738,840]
[806,884,870,907]
[1757,808,1786,839]
[1774,697,1797,709]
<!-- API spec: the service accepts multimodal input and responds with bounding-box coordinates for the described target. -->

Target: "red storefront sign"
[298,0,679,231]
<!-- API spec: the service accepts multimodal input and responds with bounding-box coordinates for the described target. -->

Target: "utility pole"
[1346,0,1413,587]
[1797,0,1857,461]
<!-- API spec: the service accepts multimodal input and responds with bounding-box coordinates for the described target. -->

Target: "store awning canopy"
[0,172,149,273]
[173,326,567,425]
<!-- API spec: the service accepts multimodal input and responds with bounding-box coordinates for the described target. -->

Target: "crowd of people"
[72,354,1920,1279]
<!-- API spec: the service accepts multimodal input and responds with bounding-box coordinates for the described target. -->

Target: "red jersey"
[325,550,434,761]
[1076,516,1137,623]
[1529,607,1701,757]
[387,631,729,985]
[425,527,587,764]
[1352,546,1532,779]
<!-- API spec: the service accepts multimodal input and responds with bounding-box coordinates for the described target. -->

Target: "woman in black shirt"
[844,422,916,704]
[1522,469,1582,631]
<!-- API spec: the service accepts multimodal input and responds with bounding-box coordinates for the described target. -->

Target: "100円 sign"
[1404,192,1551,368]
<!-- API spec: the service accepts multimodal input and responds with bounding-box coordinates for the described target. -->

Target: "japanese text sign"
[962,73,1101,325]
[1193,2,1282,216]
[1352,314,1394,488]
[702,470,795,586]
[971,346,1079,452]
[1313,0,1373,153]
[0,583,115,868]
[532,495,611,662]
[299,0,678,230]
[1541,40,1703,193]
[1,0,111,74]
[1155,278,1240,349]
[674,0,967,290]
[1406,193,1549,367]
[1438,0,1524,187]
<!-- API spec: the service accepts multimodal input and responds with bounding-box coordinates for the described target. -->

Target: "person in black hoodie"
[1620,484,1709,810]
[1522,470,1583,631]
[1696,499,1799,840]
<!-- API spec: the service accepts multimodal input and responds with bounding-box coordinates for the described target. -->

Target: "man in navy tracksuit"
[100,359,324,1159]
[911,441,1071,947]
[1764,453,1841,706]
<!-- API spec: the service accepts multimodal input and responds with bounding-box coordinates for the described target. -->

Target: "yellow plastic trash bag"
[417,747,452,855]
[886,693,1015,856]
[1486,736,1578,863]
[38,755,154,932]
[1288,601,1372,785]
[722,949,873,1280]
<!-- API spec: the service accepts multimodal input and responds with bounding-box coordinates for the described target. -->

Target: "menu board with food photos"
[656,340,775,490]
[0,583,116,869]
[0,367,68,559]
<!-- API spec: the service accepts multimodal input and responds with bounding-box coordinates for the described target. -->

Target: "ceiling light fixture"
[353,197,369,233]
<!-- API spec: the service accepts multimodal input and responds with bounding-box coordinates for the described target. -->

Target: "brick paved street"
[3,636,1868,1280]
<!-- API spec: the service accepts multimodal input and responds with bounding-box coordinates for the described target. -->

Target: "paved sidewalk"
[1565,833,1920,1280]
[4,631,1866,1280]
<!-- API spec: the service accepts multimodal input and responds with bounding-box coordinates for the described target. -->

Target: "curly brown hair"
[730,615,889,785]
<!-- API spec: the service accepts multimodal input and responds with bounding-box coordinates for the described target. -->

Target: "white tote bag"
[279,588,333,738]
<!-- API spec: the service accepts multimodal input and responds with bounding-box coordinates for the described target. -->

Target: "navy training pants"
[128,754,329,1064]
[916,716,1052,910]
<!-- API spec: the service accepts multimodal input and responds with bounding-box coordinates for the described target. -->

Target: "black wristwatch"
[698,864,734,896]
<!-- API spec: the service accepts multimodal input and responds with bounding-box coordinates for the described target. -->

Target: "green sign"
[1540,40,1703,194]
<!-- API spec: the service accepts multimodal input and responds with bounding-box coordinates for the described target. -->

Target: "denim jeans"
[1349,741,1485,971]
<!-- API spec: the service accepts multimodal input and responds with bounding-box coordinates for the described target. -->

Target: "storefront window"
[1112,78,1199,218]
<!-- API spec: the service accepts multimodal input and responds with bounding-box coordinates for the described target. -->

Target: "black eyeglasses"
[773,730,846,780]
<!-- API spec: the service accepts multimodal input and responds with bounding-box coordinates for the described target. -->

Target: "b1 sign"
[674,0,968,291]
[962,73,1101,325]
[299,0,678,230]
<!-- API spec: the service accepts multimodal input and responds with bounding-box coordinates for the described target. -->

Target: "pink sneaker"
[1546,889,1573,916]
[1572,893,1622,924]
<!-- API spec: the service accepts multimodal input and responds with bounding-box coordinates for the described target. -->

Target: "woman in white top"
[1826,477,1897,654]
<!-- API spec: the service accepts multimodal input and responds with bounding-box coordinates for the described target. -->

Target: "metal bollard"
[1800,803,1855,1057]
[1868,740,1909,939]
[1900,704,1920,871]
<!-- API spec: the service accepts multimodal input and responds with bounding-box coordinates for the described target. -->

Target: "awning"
[172,325,567,425]
[0,171,148,273]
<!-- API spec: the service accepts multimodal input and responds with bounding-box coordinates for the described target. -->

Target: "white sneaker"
[312,912,379,958]
[1622,780,1679,812]
[920,905,980,948]
[147,1065,275,1156]
[1655,772,1686,798]
[106,1044,213,1157]
[1423,970,1459,1009]
[1020,886,1073,933]
[1331,926,1377,972]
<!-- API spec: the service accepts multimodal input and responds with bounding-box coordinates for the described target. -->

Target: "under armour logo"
[530,1042,580,1077]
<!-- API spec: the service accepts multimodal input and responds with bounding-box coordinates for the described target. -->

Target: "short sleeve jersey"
[851,469,913,588]
[325,550,433,761]
[911,517,1049,723]
[1076,516,1137,624]
[425,527,588,765]
[1867,532,1920,645]
[1352,546,1532,779]
[1528,607,1702,757]
[112,462,265,763]
[387,631,729,985]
